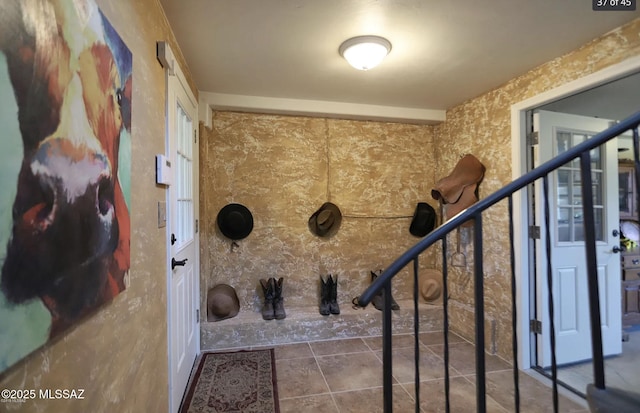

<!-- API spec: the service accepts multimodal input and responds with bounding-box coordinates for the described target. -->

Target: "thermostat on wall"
[156,154,172,186]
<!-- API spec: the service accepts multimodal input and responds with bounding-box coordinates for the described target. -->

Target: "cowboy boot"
[370,271,400,311]
[329,274,340,315]
[260,278,275,320]
[319,276,331,316]
[390,289,400,311]
[371,271,384,311]
[273,277,286,320]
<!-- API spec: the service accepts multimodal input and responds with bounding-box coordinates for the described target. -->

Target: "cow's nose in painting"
[97,175,114,217]
[29,137,116,234]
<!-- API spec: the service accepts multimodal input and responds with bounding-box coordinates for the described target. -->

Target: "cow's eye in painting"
[116,88,123,107]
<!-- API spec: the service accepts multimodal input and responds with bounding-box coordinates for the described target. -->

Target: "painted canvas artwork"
[0,0,132,373]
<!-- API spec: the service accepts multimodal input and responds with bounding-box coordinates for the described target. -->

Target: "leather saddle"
[431,154,485,223]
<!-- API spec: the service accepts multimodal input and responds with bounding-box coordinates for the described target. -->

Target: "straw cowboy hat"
[409,202,437,237]
[217,203,254,240]
[419,268,445,304]
[207,284,240,321]
[309,202,342,237]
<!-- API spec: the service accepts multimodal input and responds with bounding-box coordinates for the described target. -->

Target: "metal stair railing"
[355,111,640,413]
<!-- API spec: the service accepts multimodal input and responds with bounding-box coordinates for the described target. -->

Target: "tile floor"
[263,332,589,413]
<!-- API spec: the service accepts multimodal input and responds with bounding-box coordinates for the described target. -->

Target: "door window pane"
[554,130,605,243]
[557,170,570,206]
[175,102,194,247]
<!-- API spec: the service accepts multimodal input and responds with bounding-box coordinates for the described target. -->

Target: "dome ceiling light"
[339,35,392,71]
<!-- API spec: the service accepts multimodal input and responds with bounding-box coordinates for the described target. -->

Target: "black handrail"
[357,111,640,306]
[355,110,640,413]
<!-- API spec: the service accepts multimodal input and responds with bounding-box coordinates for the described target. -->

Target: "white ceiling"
[159,0,639,123]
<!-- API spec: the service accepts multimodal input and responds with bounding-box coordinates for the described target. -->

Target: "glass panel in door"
[555,130,604,243]
[175,103,194,250]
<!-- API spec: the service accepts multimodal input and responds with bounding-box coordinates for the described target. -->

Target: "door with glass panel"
[167,71,199,413]
[533,110,621,367]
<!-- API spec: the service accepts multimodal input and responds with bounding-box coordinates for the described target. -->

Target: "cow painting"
[0,0,131,372]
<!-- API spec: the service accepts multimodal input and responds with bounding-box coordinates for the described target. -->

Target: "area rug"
[179,349,280,413]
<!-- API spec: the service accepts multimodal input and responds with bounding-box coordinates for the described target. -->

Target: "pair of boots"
[260,277,286,320]
[370,270,399,311]
[319,274,340,315]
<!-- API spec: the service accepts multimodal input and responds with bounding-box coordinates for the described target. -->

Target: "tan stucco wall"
[200,113,439,315]
[0,0,196,412]
[436,18,640,358]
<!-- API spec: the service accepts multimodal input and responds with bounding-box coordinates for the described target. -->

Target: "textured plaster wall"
[200,113,439,316]
[434,18,640,359]
[0,0,196,412]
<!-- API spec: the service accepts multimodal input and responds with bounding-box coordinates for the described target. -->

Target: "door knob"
[612,229,620,237]
[612,245,624,254]
[172,257,188,270]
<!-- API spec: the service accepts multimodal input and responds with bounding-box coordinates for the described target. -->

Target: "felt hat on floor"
[309,202,342,237]
[207,284,240,321]
[409,202,437,237]
[217,203,254,240]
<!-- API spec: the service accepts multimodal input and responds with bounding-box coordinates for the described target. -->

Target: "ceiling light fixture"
[339,35,392,71]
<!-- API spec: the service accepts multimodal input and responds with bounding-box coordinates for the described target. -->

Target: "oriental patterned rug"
[179,349,280,413]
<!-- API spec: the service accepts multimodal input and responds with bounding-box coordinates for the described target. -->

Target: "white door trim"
[510,55,640,370]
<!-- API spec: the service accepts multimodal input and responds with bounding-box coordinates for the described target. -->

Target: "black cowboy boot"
[390,287,400,311]
[329,274,340,315]
[273,277,286,320]
[370,271,400,311]
[371,271,384,311]
[319,276,331,316]
[260,278,275,320]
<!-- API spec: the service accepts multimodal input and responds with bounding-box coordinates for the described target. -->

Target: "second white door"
[533,110,622,367]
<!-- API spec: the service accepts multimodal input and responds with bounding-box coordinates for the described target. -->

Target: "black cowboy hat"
[409,202,436,237]
[309,202,342,237]
[217,203,254,240]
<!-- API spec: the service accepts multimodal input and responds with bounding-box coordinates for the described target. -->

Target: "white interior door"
[167,71,199,412]
[533,110,622,367]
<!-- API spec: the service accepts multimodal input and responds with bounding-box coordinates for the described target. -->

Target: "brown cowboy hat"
[217,203,254,240]
[309,202,342,237]
[207,284,240,321]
